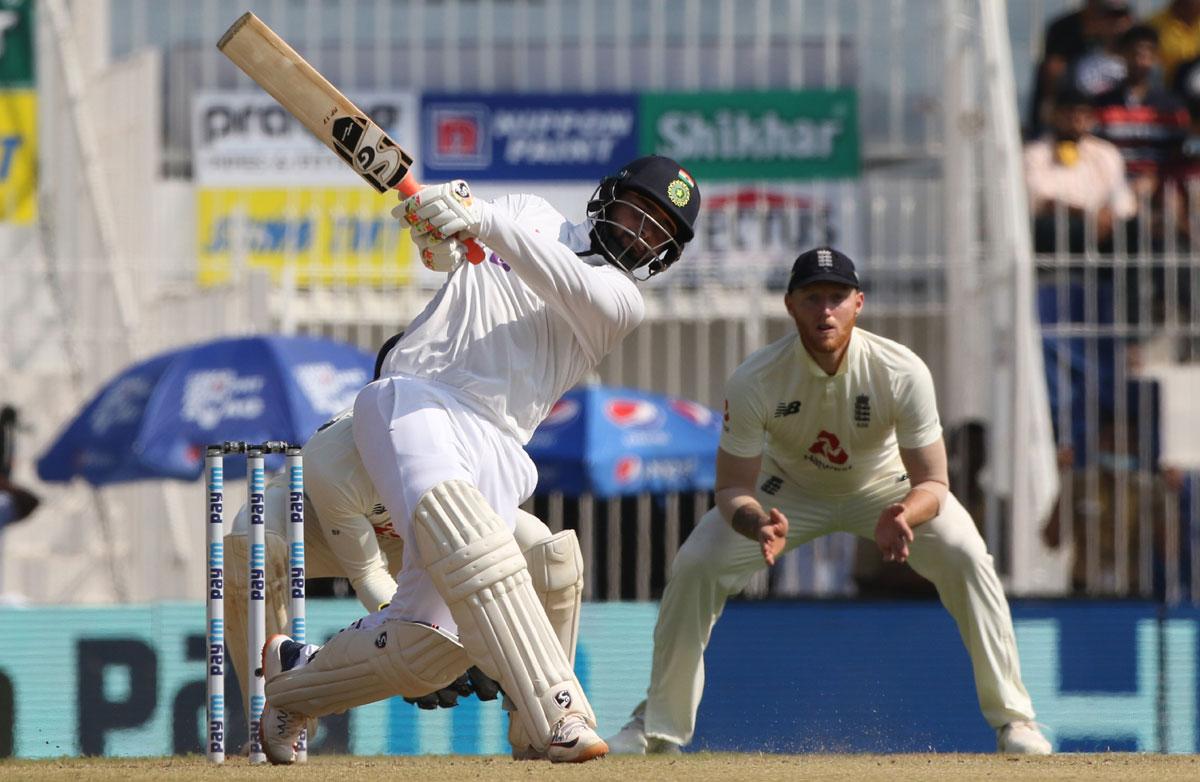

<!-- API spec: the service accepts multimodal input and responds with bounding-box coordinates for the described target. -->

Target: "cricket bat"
[217,11,484,264]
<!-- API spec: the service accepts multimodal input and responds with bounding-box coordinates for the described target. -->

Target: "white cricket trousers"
[638,471,1036,745]
[351,376,537,636]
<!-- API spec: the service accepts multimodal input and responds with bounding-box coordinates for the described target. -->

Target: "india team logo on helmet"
[667,179,691,207]
[605,398,663,428]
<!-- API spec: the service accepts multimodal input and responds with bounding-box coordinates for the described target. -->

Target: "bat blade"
[217,11,415,195]
[217,12,485,263]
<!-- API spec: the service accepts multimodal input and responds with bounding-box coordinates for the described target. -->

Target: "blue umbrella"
[525,385,721,497]
[37,335,373,485]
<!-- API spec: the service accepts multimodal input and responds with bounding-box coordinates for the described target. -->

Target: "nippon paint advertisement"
[1,601,1199,757]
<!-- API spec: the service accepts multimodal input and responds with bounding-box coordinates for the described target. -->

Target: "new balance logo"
[775,401,802,417]
[761,476,783,495]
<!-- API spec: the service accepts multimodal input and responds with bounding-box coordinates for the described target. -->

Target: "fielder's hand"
[875,503,914,563]
[759,508,788,566]
[397,180,483,241]
[407,228,469,273]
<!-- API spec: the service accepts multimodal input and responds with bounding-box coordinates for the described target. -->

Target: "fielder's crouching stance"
[256,154,701,764]
[608,247,1052,756]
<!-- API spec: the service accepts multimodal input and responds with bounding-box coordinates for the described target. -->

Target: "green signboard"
[0,0,34,88]
[639,90,859,181]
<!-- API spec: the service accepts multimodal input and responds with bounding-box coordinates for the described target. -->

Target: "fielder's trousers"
[634,470,1036,745]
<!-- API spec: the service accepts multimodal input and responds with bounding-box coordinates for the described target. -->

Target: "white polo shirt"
[720,327,942,496]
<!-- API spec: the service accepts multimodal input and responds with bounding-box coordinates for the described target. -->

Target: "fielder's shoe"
[546,714,608,763]
[606,715,648,754]
[606,715,683,755]
[258,634,312,765]
[997,720,1052,755]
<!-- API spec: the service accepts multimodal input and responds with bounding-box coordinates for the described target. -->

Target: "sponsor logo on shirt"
[806,430,851,470]
[774,400,802,418]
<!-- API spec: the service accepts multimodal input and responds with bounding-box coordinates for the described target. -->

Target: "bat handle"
[396,173,486,265]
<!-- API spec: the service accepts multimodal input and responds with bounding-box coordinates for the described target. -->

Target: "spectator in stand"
[1094,25,1190,202]
[1148,0,1200,86]
[1025,86,1138,254]
[1031,1,1135,136]
[1166,98,1200,246]
[1175,53,1200,97]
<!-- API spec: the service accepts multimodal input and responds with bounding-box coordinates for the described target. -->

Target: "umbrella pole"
[91,487,130,602]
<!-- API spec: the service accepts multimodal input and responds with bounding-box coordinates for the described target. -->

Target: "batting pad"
[223,531,290,719]
[524,529,584,665]
[413,481,595,750]
[265,619,469,716]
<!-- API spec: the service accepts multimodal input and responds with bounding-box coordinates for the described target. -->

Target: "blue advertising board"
[420,93,638,181]
[1,600,1197,757]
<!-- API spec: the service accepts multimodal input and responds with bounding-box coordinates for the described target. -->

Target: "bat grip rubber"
[395,173,486,265]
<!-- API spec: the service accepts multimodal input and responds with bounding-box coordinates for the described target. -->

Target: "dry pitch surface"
[1,754,1197,781]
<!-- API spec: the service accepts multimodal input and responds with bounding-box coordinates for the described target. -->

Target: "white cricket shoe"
[258,634,314,765]
[606,715,648,754]
[997,720,1052,755]
[606,714,682,755]
[546,714,609,763]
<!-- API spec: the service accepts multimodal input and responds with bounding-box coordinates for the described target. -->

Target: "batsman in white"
[607,247,1053,757]
[222,336,585,756]
[255,155,701,764]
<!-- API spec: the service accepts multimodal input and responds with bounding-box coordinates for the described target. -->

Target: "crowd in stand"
[1024,1,1200,601]
[1025,0,1200,252]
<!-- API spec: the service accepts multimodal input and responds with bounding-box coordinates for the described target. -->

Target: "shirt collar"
[796,329,858,378]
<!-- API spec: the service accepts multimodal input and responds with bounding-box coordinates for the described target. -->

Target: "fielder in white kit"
[608,247,1052,756]
[255,155,701,764]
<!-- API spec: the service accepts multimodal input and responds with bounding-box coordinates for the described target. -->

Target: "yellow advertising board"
[197,187,416,287]
[0,90,36,224]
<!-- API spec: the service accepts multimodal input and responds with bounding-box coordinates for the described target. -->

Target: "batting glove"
[404,672,474,710]
[408,228,468,273]
[396,180,483,241]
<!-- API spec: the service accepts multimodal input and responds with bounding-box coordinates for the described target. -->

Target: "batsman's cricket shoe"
[546,714,608,763]
[997,720,1052,755]
[258,634,313,765]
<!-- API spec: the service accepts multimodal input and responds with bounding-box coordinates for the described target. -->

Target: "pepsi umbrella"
[525,385,721,497]
[37,334,373,485]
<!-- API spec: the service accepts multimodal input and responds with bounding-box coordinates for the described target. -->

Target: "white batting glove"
[409,229,468,273]
[395,180,483,241]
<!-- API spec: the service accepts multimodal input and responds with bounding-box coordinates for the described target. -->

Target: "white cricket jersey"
[720,328,942,496]
[380,194,644,443]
